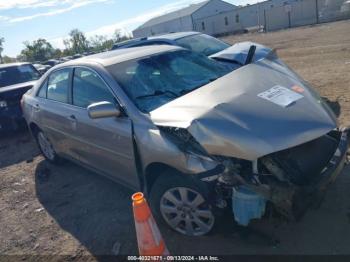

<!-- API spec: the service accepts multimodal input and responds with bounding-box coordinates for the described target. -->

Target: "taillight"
[0,100,7,108]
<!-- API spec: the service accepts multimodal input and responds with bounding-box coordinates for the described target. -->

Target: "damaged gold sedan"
[22,44,349,236]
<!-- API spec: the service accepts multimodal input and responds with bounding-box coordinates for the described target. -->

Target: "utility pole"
[315,0,319,24]
[264,9,267,32]
[257,1,260,30]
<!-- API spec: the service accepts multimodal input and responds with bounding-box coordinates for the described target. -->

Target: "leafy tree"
[0,37,5,64]
[20,38,55,62]
[62,38,73,56]
[3,55,16,63]
[67,29,90,54]
[114,29,131,43]
[89,35,114,52]
[52,48,63,59]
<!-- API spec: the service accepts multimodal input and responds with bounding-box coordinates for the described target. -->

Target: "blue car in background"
[111,31,276,67]
[0,63,41,132]
[111,32,231,56]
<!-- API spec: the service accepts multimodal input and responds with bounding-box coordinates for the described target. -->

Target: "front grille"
[262,134,339,186]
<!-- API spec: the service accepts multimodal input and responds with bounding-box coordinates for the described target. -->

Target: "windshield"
[108,50,235,113]
[0,65,40,88]
[175,34,230,56]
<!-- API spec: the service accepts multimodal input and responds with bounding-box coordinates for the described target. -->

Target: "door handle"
[33,104,40,112]
[67,115,77,130]
[67,115,77,121]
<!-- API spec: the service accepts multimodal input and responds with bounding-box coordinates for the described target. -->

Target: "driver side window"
[72,68,115,108]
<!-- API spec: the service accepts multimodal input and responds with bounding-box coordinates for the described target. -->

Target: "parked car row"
[19,32,349,236]
[33,63,52,75]
[41,53,95,70]
[0,63,41,131]
[0,52,99,133]
[111,32,231,56]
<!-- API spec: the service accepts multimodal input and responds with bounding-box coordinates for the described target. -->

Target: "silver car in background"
[22,45,349,236]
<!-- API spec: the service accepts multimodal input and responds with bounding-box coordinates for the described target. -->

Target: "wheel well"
[144,163,180,193]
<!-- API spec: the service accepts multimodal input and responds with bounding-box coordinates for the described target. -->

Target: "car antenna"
[245,45,256,65]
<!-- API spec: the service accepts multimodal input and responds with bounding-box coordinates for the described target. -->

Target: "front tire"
[36,130,61,164]
[149,172,215,236]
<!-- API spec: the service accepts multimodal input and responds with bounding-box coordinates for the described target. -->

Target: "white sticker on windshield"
[258,85,304,107]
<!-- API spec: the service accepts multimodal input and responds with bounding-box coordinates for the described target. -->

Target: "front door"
[67,67,139,188]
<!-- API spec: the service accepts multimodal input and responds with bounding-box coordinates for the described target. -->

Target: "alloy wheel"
[160,187,214,236]
[37,132,55,161]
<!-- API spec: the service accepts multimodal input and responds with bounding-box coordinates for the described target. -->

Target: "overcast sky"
[0,0,264,57]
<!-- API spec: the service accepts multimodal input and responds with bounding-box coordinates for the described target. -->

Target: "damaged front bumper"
[315,130,349,190]
[201,130,349,225]
[277,130,349,220]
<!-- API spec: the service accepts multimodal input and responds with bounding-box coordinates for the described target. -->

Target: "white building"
[132,0,236,38]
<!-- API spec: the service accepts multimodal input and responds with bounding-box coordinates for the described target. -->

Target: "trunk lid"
[0,81,36,107]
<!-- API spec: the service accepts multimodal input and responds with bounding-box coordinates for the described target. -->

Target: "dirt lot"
[1,20,350,259]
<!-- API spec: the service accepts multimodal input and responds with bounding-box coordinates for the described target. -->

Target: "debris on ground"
[111,241,121,255]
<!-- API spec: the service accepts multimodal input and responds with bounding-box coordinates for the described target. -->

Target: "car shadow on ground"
[34,159,139,256]
[33,154,350,256]
[0,130,40,168]
[33,159,283,257]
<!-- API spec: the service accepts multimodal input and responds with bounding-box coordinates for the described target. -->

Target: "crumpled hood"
[150,60,337,160]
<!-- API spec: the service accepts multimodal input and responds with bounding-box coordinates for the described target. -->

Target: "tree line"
[0,28,131,64]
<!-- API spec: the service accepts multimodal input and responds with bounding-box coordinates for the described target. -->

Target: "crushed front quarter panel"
[132,122,220,175]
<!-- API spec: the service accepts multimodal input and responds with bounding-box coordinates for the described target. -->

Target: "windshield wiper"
[245,45,257,65]
[135,90,178,100]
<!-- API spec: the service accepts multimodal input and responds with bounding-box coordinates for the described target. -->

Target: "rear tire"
[149,171,215,236]
[36,130,61,164]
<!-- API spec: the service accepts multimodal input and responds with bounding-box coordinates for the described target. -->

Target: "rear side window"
[72,68,115,108]
[47,69,70,103]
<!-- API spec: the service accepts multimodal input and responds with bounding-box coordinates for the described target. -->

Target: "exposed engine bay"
[160,126,349,225]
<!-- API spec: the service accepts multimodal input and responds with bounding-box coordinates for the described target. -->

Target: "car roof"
[148,31,200,41]
[64,45,182,67]
[113,31,200,48]
[0,62,31,69]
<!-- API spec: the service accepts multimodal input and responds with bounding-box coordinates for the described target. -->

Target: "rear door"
[36,68,76,157]
[67,67,138,187]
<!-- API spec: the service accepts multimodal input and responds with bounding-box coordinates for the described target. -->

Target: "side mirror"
[87,101,121,119]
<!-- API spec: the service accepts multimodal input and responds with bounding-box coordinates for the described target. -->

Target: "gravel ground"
[0,20,350,259]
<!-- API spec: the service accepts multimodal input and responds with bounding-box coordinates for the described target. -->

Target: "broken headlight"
[158,126,208,156]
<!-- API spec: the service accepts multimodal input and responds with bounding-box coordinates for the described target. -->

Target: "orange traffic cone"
[132,192,169,256]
